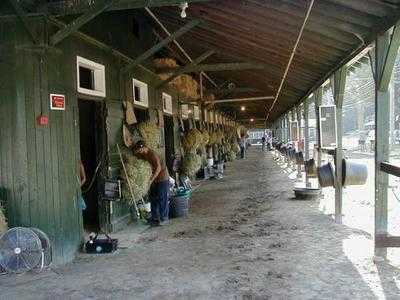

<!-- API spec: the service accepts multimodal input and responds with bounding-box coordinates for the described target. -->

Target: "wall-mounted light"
[180,2,188,18]
[241,106,246,111]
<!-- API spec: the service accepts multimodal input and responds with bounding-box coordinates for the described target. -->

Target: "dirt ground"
[2,148,400,299]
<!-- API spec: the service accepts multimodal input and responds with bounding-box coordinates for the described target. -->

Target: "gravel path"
[1,149,400,299]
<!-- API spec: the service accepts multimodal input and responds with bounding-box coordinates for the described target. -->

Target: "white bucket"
[207,158,214,167]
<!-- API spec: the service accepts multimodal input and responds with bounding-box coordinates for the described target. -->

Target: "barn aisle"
[1,148,399,299]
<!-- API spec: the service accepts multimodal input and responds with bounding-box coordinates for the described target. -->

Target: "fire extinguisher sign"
[50,94,66,111]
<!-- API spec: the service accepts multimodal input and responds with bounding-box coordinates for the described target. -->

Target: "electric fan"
[0,227,42,273]
[30,228,52,270]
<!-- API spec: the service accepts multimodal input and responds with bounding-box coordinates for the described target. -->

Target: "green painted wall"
[0,16,184,265]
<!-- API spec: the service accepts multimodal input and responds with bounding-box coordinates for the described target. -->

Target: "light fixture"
[180,2,188,18]
[250,118,254,122]
[241,106,246,111]
[188,109,192,114]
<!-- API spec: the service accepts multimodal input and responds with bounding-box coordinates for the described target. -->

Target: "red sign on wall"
[50,94,66,111]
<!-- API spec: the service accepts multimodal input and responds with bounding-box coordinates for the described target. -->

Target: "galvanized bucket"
[305,158,317,177]
[342,159,368,186]
[317,162,335,187]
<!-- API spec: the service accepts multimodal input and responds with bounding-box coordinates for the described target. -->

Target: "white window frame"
[133,78,149,108]
[181,104,189,119]
[162,92,173,115]
[194,106,200,120]
[76,56,106,98]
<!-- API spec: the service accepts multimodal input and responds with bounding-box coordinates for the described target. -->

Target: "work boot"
[159,220,170,226]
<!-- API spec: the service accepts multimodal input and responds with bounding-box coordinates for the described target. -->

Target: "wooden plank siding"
[0,16,183,264]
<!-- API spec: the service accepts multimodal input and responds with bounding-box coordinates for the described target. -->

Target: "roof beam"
[39,0,212,16]
[267,0,315,121]
[205,96,275,104]
[208,87,260,95]
[157,62,265,74]
[156,49,215,88]
[8,0,39,44]
[122,19,201,74]
[145,8,217,88]
[379,23,400,91]
[50,0,117,46]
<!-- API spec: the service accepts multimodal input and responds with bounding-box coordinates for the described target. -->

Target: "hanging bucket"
[295,151,304,165]
[342,159,368,186]
[305,158,317,177]
[317,162,335,187]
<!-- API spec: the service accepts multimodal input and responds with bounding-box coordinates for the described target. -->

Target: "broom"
[117,144,140,219]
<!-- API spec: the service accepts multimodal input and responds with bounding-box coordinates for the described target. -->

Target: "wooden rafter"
[40,0,212,16]
[157,62,265,74]
[156,49,215,88]
[50,0,118,46]
[7,0,38,44]
[122,19,201,74]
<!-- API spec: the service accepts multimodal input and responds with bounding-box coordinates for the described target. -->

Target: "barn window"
[77,56,106,98]
[163,92,173,115]
[133,78,149,108]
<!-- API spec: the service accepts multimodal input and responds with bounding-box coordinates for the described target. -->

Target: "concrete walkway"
[1,149,400,299]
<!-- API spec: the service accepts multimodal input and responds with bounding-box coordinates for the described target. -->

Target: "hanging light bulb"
[180,2,188,18]
[241,106,246,111]
[250,118,255,122]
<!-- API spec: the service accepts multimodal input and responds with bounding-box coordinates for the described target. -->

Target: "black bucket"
[295,151,304,165]
[305,158,317,177]
[317,162,335,187]
[170,194,190,218]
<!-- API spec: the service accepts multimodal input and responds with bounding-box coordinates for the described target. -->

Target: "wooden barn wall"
[0,16,183,264]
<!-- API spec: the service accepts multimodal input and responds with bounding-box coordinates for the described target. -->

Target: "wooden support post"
[314,87,323,170]
[304,99,310,187]
[296,105,302,178]
[50,0,117,46]
[331,66,347,224]
[374,27,400,258]
[122,19,201,74]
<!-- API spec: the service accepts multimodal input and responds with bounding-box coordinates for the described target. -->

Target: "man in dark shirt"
[133,140,170,226]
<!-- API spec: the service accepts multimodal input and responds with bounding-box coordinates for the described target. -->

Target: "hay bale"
[121,152,153,204]
[170,74,199,99]
[181,153,202,178]
[137,121,160,150]
[226,150,237,162]
[153,58,178,69]
[0,204,7,235]
[182,128,203,153]
[200,130,210,146]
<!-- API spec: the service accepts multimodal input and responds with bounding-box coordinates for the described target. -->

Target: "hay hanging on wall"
[200,130,210,146]
[153,58,178,69]
[137,121,160,150]
[121,152,153,205]
[182,128,203,153]
[209,130,223,145]
[0,204,7,234]
[181,153,202,178]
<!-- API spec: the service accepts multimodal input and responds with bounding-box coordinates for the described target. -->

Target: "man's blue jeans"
[149,180,170,222]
